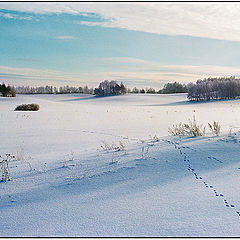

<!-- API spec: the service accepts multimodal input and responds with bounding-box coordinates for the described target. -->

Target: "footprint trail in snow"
[164,139,240,219]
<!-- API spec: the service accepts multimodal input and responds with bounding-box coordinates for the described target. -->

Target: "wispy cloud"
[0,66,86,87]
[99,57,146,64]
[3,61,240,88]
[97,57,240,76]
[55,35,76,40]
[78,21,103,27]
[0,11,33,20]
[1,3,240,41]
[83,58,240,88]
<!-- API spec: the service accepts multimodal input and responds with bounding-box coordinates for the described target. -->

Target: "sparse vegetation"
[183,117,206,137]
[62,152,76,170]
[119,141,126,151]
[169,117,222,137]
[228,128,233,137]
[0,154,15,182]
[100,141,127,165]
[110,152,118,164]
[101,141,126,152]
[168,122,186,136]
[141,146,149,159]
[15,147,33,171]
[16,147,25,161]
[15,103,40,111]
[208,121,221,136]
[168,116,206,137]
[149,135,160,146]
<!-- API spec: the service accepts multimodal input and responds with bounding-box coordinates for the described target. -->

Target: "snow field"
[1,93,240,236]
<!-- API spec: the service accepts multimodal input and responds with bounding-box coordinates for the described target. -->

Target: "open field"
[1,93,240,236]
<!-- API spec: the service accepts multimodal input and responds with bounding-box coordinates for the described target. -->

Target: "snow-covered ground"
[1,93,240,236]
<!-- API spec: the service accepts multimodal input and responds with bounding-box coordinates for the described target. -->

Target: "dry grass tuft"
[208,121,221,136]
[0,153,15,182]
[168,116,206,137]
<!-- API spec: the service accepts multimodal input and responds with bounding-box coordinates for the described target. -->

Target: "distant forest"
[3,77,240,101]
[15,81,188,95]
[188,76,240,101]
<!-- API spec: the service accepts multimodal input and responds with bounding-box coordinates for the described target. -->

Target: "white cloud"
[1,3,240,41]
[0,11,33,20]
[55,35,76,40]
[96,57,240,78]
[78,21,103,27]
[0,12,14,19]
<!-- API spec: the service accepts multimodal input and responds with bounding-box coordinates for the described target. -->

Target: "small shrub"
[208,121,221,136]
[15,103,40,111]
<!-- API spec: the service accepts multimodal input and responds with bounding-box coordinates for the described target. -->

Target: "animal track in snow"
[166,138,240,219]
[208,156,223,164]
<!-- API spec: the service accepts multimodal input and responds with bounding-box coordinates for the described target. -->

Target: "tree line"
[1,81,188,97]
[14,81,188,96]
[94,81,187,96]
[130,82,187,94]
[15,85,94,94]
[5,77,240,101]
[187,76,240,101]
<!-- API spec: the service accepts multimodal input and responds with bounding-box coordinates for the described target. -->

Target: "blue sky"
[1,3,240,88]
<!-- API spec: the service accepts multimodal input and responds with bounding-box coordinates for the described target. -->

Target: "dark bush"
[0,83,16,97]
[14,104,40,111]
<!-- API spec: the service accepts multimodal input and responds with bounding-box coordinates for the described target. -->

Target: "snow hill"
[1,93,240,236]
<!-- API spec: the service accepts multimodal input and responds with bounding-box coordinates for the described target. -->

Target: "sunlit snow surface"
[1,93,240,237]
